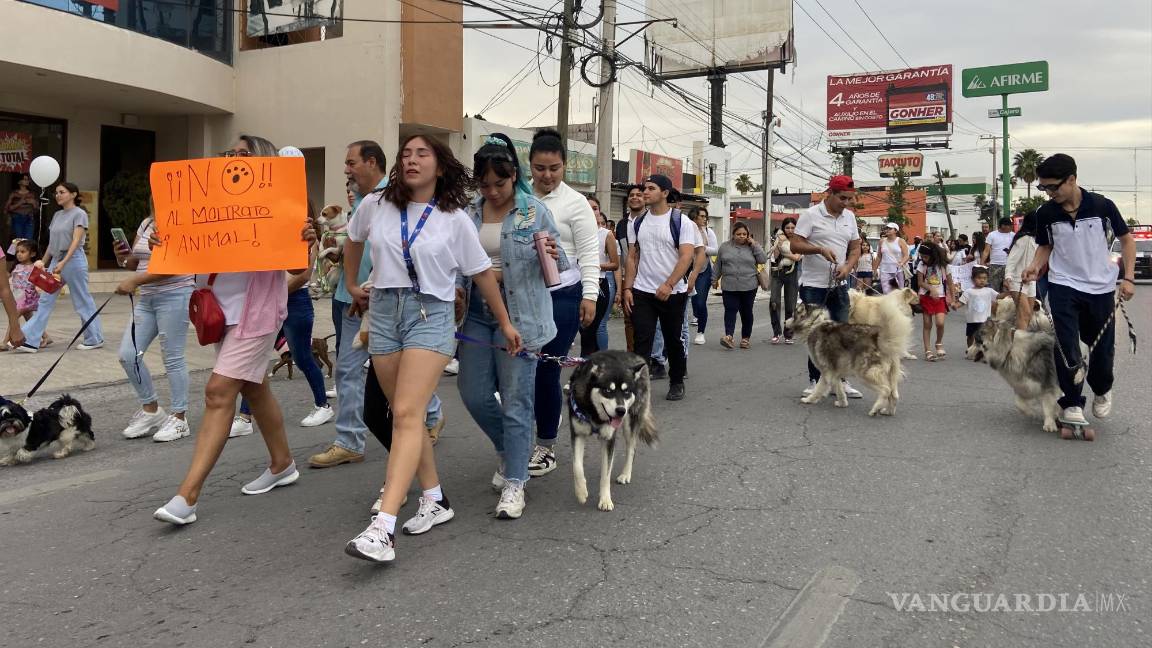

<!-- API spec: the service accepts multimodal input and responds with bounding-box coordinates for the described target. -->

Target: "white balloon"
[278,146,304,158]
[29,156,61,187]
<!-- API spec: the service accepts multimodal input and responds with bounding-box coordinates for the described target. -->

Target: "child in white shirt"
[955,266,999,349]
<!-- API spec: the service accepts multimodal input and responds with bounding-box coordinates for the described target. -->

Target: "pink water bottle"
[533,231,561,287]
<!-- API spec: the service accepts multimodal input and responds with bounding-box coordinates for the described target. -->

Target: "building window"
[1,112,67,249]
[239,0,343,51]
[19,1,234,64]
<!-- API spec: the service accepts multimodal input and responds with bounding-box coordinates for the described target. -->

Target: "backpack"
[632,208,690,285]
[189,274,226,345]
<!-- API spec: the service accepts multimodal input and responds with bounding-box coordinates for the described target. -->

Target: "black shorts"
[966,322,983,338]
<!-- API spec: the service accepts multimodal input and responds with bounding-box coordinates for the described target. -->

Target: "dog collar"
[568,390,591,424]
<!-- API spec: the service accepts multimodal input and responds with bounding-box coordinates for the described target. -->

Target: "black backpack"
[632,208,689,284]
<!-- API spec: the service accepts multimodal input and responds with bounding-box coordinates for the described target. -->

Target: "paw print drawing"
[221,160,255,195]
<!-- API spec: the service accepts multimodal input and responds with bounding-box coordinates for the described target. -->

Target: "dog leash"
[1040,291,1136,385]
[19,295,114,404]
[453,332,587,368]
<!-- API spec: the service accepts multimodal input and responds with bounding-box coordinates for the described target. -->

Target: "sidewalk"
[1,291,336,399]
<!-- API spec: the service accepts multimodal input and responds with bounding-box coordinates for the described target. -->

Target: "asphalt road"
[2,288,1149,648]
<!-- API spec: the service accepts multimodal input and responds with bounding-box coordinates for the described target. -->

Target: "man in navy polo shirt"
[1024,153,1136,427]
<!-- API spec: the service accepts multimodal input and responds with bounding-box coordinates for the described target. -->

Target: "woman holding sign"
[154,135,316,526]
[341,135,520,563]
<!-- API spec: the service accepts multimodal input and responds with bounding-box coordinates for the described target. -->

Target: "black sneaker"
[649,361,668,380]
[666,382,685,401]
[527,445,557,476]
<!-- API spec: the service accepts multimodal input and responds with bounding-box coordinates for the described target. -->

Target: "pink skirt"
[213,326,277,384]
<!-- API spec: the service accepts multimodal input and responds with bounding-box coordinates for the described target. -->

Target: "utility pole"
[761,69,774,219]
[980,134,1001,218]
[556,0,575,142]
[594,0,617,215]
[1000,94,1011,217]
[935,161,954,239]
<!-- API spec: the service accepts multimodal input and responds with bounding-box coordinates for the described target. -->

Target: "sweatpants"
[631,290,689,384]
[1047,282,1116,410]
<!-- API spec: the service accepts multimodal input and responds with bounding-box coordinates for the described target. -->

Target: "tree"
[1012,149,1045,199]
[1127,217,1140,226]
[886,167,911,227]
[735,174,754,195]
[933,168,956,180]
[974,193,998,227]
[1013,195,1046,216]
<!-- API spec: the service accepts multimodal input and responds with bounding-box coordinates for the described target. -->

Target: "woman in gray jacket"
[712,221,767,349]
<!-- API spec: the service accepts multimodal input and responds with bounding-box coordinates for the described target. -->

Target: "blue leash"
[453,332,586,368]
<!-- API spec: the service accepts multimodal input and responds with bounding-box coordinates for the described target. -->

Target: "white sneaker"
[693,333,706,345]
[122,407,168,439]
[401,496,454,535]
[842,381,863,399]
[1060,406,1089,426]
[76,341,104,351]
[301,404,335,427]
[527,445,557,477]
[325,387,337,399]
[495,481,526,519]
[1092,392,1112,419]
[802,380,818,397]
[491,463,508,492]
[229,416,254,438]
[152,415,191,442]
[370,487,409,515]
[13,344,38,354]
[443,358,460,376]
[344,516,396,563]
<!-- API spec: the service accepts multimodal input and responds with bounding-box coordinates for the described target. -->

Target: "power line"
[851,0,911,67]
[810,0,883,69]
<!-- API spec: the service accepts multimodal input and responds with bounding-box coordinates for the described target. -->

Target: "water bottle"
[533,231,561,287]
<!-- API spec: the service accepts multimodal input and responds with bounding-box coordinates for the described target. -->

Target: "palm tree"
[735,174,754,195]
[1012,149,1045,199]
[933,168,956,180]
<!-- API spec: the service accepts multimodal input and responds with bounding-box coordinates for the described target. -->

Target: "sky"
[454,0,1152,221]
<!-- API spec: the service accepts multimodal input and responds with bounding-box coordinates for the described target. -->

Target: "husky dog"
[567,351,658,512]
[787,302,903,416]
[0,400,32,466]
[5,395,95,464]
[968,318,1061,433]
[849,287,920,359]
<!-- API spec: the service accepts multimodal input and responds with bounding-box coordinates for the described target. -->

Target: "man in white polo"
[788,175,864,398]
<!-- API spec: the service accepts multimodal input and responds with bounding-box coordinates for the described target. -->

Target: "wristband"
[1121,278,1135,284]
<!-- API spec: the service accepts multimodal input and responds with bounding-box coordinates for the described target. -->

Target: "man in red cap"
[788,175,865,398]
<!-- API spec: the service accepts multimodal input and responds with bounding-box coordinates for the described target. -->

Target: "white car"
[1111,238,1152,280]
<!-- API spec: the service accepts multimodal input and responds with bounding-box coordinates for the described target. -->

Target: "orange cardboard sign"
[147,157,308,274]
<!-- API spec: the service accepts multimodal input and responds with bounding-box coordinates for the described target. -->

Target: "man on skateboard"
[1024,154,1137,439]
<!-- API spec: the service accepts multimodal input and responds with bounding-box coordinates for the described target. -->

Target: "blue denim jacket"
[461,195,569,351]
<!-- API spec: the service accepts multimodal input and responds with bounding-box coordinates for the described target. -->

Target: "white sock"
[376,513,397,535]
[423,484,443,502]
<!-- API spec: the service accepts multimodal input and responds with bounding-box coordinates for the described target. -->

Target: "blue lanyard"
[400,200,436,292]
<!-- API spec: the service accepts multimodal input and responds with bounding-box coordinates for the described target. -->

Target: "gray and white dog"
[787,302,903,416]
[567,350,658,511]
[967,318,1061,433]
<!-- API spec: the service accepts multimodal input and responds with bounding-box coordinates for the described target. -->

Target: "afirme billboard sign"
[827,65,953,141]
[877,152,924,178]
[962,61,1049,97]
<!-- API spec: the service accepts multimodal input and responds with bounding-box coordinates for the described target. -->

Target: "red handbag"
[29,266,63,294]
[188,274,226,345]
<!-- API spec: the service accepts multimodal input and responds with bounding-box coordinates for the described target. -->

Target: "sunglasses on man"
[1036,177,1068,192]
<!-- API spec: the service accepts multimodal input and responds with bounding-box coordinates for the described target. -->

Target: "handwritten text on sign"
[147,157,308,274]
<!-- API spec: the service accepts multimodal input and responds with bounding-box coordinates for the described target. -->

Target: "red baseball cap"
[828,175,855,192]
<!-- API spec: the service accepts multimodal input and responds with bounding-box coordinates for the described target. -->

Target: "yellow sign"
[148,157,308,274]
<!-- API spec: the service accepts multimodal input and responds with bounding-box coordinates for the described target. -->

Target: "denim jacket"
[461,195,570,351]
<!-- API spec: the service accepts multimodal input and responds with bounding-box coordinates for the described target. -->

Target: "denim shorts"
[368,287,456,357]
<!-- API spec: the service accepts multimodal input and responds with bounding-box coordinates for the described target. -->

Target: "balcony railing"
[20,1,233,64]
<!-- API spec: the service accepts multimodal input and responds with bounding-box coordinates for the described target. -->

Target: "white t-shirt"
[632,209,698,295]
[960,286,998,324]
[795,202,861,288]
[986,230,1014,265]
[200,272,249,326]
[347,198,492,302]
[879,238,904,273]
[915,260,951,299]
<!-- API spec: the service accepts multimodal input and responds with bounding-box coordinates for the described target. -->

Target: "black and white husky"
[567,351,658,511]
[0,395,94,465]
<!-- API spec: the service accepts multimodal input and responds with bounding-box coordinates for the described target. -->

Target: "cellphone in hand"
[110,227,130,249]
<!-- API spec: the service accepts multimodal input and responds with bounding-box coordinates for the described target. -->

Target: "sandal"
[935,343,947,359]
[740,338,751,349]
[924,351,938,362]
[720,335,734,349]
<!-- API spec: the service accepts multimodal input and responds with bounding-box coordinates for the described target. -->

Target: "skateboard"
[1059,421,1096,441]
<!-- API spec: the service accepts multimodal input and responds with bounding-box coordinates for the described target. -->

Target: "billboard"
[247,0,342,38]
[827,65,953,141]
[648,0,794,79]
[0,132,32,173]
[630,150,684,191]
[878,153,924,178]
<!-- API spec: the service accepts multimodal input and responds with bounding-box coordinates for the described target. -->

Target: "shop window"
[239,0,343,51]
[1,112,67,252]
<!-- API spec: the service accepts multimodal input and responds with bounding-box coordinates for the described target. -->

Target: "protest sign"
[148,157,308,274]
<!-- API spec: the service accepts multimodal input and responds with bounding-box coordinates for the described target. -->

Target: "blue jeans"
[692,265,712,333]
[798,283,850,382]
[118,287,192,413]
[597,273,616,351]
[534,282,582,445]
[458,286,538,482]
[10,214,34,241]
[651,298,692,364]
[21,256,103,348]
[241,290,328,414]
[331,299,442,453]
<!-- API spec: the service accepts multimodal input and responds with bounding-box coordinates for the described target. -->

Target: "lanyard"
[400,200,436,292]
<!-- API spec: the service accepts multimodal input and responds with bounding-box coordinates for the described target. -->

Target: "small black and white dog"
[567,350,658,512]
[0,395,94,465]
